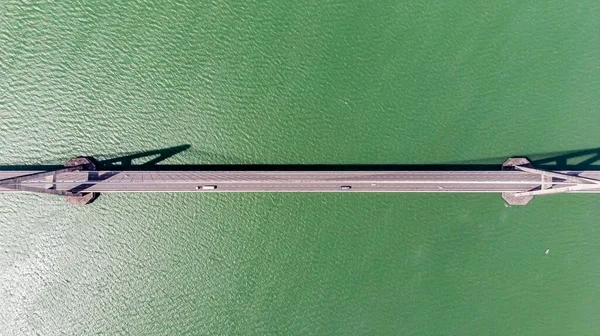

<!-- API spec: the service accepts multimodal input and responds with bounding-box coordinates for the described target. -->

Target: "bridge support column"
[64,157,98,205]
[502,157,534,205]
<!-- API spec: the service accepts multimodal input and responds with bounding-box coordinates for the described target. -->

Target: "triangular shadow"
[1,145,600,172]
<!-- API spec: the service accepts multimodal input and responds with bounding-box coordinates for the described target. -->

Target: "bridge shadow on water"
[2,144,600,172]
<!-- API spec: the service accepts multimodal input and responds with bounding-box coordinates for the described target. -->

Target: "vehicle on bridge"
[196,185,217,190]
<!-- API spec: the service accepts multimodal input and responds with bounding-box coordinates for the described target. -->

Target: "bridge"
[1,157,600,205]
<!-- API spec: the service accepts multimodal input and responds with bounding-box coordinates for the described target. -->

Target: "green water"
[2,1,600,334]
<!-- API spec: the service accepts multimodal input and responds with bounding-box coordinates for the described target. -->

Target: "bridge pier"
[64,157,98,205]
[502,157,534,205]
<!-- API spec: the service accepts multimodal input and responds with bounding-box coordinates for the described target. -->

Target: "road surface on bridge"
[2,170,600,193]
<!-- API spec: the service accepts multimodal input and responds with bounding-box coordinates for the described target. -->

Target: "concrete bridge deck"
[1,170,599,193]
[1,158,599,205]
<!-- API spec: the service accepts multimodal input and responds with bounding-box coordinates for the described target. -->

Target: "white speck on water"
[545,249,550,254]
